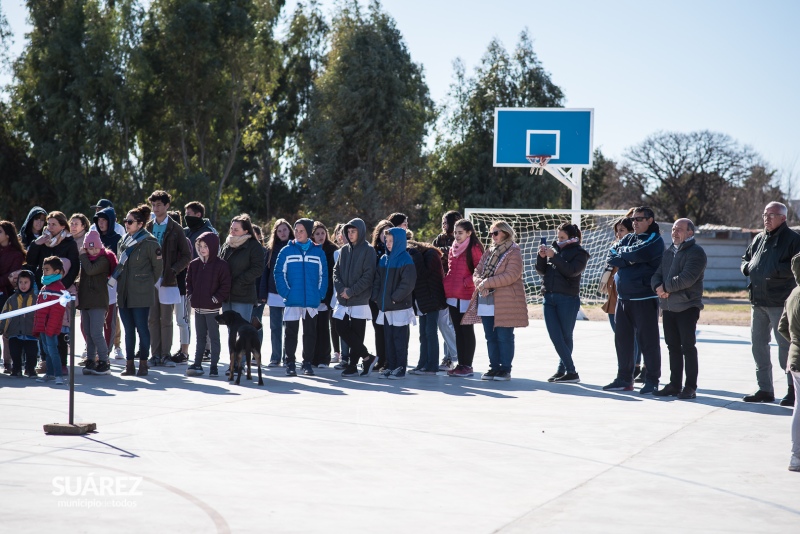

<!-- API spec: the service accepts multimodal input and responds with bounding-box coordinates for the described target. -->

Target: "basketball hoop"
[526,155,551,175]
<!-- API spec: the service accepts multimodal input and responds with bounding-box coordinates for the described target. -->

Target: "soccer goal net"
[465,209,628,304]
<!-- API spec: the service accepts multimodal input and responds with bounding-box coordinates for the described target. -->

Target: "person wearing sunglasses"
[603,206,664,394]
[113,205,163,377]
[741,201,800,406]
[536,222,590,383]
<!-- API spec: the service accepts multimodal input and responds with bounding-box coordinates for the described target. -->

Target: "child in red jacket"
[33,256,68,385]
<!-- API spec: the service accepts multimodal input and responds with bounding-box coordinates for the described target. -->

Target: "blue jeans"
[252,302,265,344]
[223,301,253,323]
[543,292,581,374]
[268,306,284,364]
[481,316,515,371]
[118,306,151,361]
[40,334,62,378]
[416,311,440,372]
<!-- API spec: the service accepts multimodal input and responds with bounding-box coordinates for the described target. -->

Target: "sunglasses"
[124,219,138,225]
[490,230,502,237]
[632,216,650,222]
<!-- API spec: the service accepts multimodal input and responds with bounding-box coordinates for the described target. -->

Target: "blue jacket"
[274,239,328,308]
[607,221,664,300]
[372,227,416,312]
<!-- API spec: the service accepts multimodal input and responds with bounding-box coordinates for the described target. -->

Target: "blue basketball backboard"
[493,108,594,167]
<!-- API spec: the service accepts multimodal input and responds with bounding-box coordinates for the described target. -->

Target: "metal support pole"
[571,167,582,226]
[68,300,75,425]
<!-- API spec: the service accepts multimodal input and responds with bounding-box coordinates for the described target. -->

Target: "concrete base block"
[43,422,97,435]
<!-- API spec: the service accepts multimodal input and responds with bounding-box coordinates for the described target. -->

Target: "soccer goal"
[465,209,627,305]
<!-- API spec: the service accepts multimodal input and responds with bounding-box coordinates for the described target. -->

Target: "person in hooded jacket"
[89,199,125,236]
[536,223,590,384]
[311,221,339,367]
[371,227,416,379]
[183,202,218,259]
[274,218,328,377]
[259,219,294,366]
[186,232,231,377]
[335,218,377,377]
[18,206,47,250]
[407,232,446,375]
[93,205,124,360]
[0,269,38,377]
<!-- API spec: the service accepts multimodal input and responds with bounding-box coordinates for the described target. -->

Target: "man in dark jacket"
[603,206,664,394]
[145,190,192,367]
[652,218,706,399]
[741,201,800,405]
[183,201,217,259]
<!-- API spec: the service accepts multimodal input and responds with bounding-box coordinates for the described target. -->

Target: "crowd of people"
[0,194,797,470]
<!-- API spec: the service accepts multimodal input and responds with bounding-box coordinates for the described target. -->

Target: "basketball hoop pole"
[544,167,583,225]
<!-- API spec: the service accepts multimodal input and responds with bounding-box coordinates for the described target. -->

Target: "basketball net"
[526,155,551,175]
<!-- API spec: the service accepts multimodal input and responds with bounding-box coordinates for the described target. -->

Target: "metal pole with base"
[43,299,96,436]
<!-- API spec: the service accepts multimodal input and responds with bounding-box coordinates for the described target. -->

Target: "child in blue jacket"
[274,218,328,377]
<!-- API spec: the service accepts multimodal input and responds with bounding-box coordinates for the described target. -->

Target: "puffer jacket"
[535,241,590,297]
[33,280,67,337]
[274,239,328,308]
[220,236,265,304]
[443,241,484,301]
[333,218,376,307]
[741,222,800,307]
[779,254,800,373]
[408,240,445,314]
[146,216,191,287]
[0,288,37,337]
[467,243,528,328]
[607,221,664,300]
[651,237,706,313]
[372,228,416,312]
[187,232,231,310]
[116,231,163,309]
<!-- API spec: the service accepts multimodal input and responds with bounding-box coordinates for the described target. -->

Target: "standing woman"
[442,219,484,377]
[311,221,339,367]
[69,213,91,250]
[114,205,163,376]
[0,221,26,373]
[465,221,528,381]
[536,223,590,383]
[219,214,265,324]
[259,218,294,366]
[370,219,395,371]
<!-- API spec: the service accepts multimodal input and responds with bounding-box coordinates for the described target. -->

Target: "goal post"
[465,209,627,305]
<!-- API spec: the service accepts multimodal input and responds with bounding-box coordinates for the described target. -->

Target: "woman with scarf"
[535,222,590,383]
[259,219,294,366]
[442,219,484,377]
[219,214,264,324]
[462,221,528,381]
[115,205,163,376]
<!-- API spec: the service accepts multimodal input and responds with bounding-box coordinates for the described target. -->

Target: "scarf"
[451,238,469,257]
[88,248,119,278]
[44,230,69,248]
[556,237,579,249]
[479,240,513,280]
[111,229,149,281]
[42,273,63,285]
[226,234,251,249]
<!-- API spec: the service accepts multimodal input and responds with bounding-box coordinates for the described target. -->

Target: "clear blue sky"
[4,0,799,179]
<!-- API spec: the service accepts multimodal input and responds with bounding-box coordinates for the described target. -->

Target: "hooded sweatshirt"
[184,217,218,260]
[187,232,231,310]
[332,218,376,307]
[0,283,37,337]
[372,227,416,312]
[93,206,122,253]
[19,206,47,249]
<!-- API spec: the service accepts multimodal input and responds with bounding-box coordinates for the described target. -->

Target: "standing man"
[146,191,192,368]
[603,206,664,394]
[184,201,217,259]
[741,201,800,405]
[652,218,707,399]
[89,199,125,236]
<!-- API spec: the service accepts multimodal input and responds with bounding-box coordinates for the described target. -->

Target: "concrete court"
[1,318,798,534]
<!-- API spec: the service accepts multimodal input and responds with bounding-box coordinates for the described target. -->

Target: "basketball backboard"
[493,107,594,168]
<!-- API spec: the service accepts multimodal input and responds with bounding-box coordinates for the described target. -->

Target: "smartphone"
[540,237,547,246]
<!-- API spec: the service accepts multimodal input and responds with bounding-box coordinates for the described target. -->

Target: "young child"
[186,232,231,377]
[33,256,68,385]
[372,227,416,379]
[0,270,39,377]
[79,230,117,376]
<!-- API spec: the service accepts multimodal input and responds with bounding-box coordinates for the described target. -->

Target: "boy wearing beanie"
[0,270,39,377]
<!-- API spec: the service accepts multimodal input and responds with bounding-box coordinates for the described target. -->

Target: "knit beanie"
[294,218,314,239]
[83,229,103,249]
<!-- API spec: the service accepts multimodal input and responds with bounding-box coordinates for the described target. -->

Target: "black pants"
[312,309,332,366]
[284,314,318,367]
[334,316,369,364]
[9,337,38,374]
[449,304,476,367]
[330,314,340,353]
[370,301,386,367]
[614,298,661,385]
[662,308,700,389]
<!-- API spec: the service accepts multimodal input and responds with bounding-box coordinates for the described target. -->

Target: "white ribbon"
[0,291,75,322]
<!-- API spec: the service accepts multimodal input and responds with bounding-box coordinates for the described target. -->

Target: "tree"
[301,0,434,225]
[622,130,761,225]
[429,30,565,216]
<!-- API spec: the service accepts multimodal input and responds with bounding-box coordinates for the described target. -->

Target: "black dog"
[214,310,263,386]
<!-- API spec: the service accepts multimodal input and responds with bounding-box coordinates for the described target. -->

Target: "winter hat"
[294,218,314,238]
[83,229,103,249]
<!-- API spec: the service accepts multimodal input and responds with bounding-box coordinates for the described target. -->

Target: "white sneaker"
[331,352,341,363]
[438,358,454,371]
[316,364,329,369]
[114,346,125,360]
[790,456,800,472]
[54,377,64,385]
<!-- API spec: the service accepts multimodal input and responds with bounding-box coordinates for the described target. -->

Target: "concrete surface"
[1,318,798,533]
